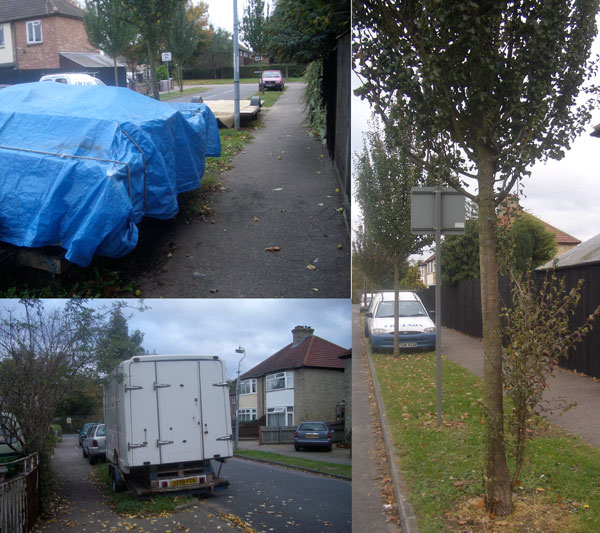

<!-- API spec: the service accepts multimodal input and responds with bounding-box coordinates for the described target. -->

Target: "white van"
[365,291,436,351]
[39,73,105,86]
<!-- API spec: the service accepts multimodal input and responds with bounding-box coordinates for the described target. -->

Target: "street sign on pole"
[232,0,241,130]
[162,52,172,95]
[411,186,465,426]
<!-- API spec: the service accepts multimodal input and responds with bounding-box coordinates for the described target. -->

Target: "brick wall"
[14,16,94,70]
[293,367,345,423]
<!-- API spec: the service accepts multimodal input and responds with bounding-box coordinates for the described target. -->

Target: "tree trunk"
[477,154,513,516]
[393,256,399,357]
[147,40,159,100]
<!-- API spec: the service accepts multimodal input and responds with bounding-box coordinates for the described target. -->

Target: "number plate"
[399,342,417,348]
[306,433,319,438]
[169,476,200,488]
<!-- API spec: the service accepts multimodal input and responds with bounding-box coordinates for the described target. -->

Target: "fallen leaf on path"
[306,265,317,270]
[265,246,281,252]
[273,188,282,191]
[253,216,260,222]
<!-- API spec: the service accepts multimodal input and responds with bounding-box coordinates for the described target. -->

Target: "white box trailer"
[104,354,233,495]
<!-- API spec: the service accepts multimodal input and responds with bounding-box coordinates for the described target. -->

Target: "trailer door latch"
[128,442,147,450]
[154,382,172,389]
[157,440,174,446]
[125,384,143,392]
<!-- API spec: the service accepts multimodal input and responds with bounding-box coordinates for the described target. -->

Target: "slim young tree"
[355,0,599,515]
[84,0,136,86]
[354,120,432,356]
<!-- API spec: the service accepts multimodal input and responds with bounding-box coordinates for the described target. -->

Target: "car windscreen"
[375,300,427,318]
[263,71,281,78]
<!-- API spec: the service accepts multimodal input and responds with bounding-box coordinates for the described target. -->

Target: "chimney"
[291,325,314,344]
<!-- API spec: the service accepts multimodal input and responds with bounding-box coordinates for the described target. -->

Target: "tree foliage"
[354,0,599,516]
[123,0,187,99]
[355,119,432,355]
[84,0,136,86]
[0,299,146,508]
[442,212,558,285]
[268,0,350,63]
[352,225,396,290]
[166,0,207,92]
[240,0,270,61]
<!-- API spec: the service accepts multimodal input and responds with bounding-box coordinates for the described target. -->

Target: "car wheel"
[82,447,88,458]
[364,323,370,338]
[327,445,332,452]
[89,454,96,465]
[294,445,300,451]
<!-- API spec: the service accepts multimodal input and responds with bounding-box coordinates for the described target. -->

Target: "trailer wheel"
[109,464,124,492]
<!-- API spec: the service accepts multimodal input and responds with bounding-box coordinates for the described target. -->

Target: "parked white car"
[365,291,435,351]
[39,73,105,86]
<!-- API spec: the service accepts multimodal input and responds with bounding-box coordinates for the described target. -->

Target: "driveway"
[237,439,351,466]
[139,83,350,297]
[34,434,242,532]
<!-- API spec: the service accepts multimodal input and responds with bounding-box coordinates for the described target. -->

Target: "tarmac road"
[163,83,258,102]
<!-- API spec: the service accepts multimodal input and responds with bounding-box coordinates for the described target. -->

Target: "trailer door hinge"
[125,384,143,392]
[154,382,172,389]
[128,442,147,450]
[213,382,229,387]
[216,435,233,441]
[157,439,174,446]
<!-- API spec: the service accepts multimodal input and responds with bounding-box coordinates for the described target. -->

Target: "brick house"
[239,326,348,428]
[0,0,95,72]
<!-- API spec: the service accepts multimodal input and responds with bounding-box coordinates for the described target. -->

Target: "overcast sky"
[0,299,351,381]
[352,31,600,248]
[201,0,275,34]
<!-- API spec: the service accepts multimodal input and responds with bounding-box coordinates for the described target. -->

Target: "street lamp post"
[234,346,246,450]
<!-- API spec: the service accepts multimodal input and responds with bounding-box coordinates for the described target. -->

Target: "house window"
[240,379,256,395]
[27,20,42,44]
[238,408,257,421]
[267,406,293,427]
[266,371,293,391]
[0,26,4,48]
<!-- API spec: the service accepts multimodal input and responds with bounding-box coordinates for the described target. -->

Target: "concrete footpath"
[352,306,403,533]
[141,82,350,297]
[441,326,600,449]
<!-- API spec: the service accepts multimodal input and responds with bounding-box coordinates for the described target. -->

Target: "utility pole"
[233,0,241,130]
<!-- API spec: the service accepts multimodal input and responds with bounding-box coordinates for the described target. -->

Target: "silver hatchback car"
[82,423,106,464]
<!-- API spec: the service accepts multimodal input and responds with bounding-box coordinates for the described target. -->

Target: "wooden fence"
[0,453,40,532]
[417,261,600,378]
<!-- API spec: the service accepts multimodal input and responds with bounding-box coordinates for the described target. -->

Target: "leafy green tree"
[441,218,480,286]
[400,263,426,290]
[355,0,599,515]
[352,224,396,291]
[354,121,432,356]
[0,299,146,509]
[510,214,558,273]
[166,1,207,92]
[95,307,145,375]
[199,26,233,79]
[84,0,136,86]
[442,213,558,286]
[240,0,270,68]
[124,0,186,99]
[267,0,349,63]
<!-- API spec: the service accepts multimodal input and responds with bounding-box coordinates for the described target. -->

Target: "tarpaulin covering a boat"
[0,82,220,267]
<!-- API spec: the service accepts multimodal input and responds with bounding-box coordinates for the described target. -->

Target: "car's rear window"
[263,71,281,77]
[96,425,106,436]
[299,423,326,431]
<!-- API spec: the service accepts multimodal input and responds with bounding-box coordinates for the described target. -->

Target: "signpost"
[411,186,465,426]
[162,52,172,96]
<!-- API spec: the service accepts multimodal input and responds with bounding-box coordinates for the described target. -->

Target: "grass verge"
[235,449,352,478]
[372,350,600,532]
[90,463,192,517]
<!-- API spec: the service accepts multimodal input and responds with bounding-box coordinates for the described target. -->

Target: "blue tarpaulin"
[0,82,220,267]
